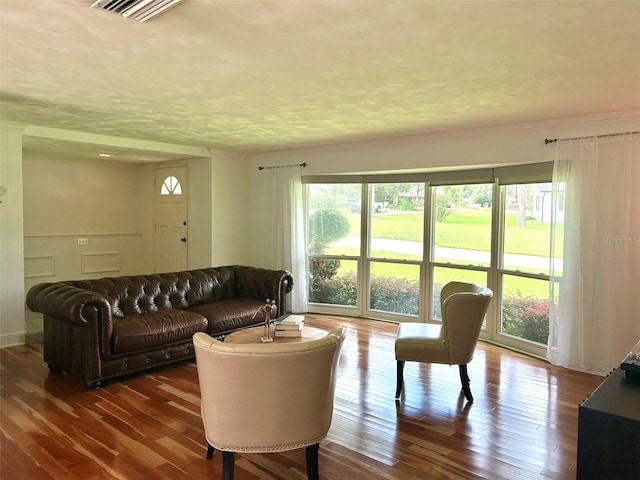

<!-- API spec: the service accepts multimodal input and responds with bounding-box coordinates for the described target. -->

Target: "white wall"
[0,125,26,347]
[24,156,149,231]
[187,157,213,269]
[251,112,640,175]
[210,150,253,266]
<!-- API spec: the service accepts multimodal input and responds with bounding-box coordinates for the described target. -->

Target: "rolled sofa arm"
[26,282,115,387]
[26,282,113,327]
[232,266,294,317]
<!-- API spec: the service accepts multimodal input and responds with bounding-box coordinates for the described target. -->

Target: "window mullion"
[423,183,434,321]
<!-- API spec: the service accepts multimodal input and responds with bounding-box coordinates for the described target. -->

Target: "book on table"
[276,321,304,330]
[274,314,304,336]
[274,329,303,337]
[275,315,304,329]
[276,314,304,325]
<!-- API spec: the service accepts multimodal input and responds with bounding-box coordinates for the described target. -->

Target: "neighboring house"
[531,182,565,223]
[399,186,425,207]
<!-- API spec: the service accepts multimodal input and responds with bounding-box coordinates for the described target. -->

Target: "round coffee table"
[224,324,328,344]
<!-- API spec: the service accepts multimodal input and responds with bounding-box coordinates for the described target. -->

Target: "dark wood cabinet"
[577,366,640,479]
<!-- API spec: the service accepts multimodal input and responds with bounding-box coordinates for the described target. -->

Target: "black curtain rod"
[258,162,307,171]
[544,131,638,145]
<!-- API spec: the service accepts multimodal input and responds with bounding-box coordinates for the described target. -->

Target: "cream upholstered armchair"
[395,282,493,403]
[193,327,346,480]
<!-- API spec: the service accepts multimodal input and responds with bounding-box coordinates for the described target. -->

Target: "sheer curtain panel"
[260,166,308,313]
[549,133,640,375]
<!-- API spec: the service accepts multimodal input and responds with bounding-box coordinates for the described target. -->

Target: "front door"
[155,166,188,273]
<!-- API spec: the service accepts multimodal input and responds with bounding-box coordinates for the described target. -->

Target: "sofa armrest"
[27,282,112,326]
[26,282,114,356]
[26,282,116,386]
[232,266,294,317]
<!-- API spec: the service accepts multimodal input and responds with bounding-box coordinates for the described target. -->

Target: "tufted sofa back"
[63,266,237,318]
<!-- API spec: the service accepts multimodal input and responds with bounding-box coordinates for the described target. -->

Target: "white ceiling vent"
[90,0,185,23]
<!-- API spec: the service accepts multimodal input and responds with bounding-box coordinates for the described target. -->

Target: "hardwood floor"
[1,314,603,480]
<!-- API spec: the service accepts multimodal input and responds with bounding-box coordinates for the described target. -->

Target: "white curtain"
[260,165,308,314]
[548,132,640,375]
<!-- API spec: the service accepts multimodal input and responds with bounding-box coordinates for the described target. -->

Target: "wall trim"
[0,332,25,348]
[24,232,143,239]
[24,256,55,278]
[81,252,121,274]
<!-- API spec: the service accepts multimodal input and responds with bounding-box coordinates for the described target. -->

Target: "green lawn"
[344,207,560,256]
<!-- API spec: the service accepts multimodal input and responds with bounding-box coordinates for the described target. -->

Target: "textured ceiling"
[1,0,640,162]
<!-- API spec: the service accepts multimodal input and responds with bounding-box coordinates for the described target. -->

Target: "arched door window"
[161,175,182,195]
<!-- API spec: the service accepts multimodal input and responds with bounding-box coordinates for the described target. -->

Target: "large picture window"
[304,163,555,357]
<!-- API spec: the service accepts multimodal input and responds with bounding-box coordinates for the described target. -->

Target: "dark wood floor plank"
[1,314,603,479]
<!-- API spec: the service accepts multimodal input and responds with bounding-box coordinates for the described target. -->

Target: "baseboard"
[0,332,25,348]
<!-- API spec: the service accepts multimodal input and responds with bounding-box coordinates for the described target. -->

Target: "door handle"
[181,237,187,242]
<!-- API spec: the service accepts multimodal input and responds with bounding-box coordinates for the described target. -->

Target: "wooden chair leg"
[305,443,320,480]
[395,360,405,398]
[206,443,214,459]
[459,364,474,402]
[222,451,235,480]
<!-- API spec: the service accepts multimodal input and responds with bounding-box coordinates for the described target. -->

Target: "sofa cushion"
[112,309,208,354]
[188,298,267,335]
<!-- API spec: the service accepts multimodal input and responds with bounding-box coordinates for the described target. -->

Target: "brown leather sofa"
[26,265,293,389]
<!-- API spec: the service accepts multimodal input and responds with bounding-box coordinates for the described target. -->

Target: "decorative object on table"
[621,339,640,380]
[252,299,277,343]
[274,314,305,338]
